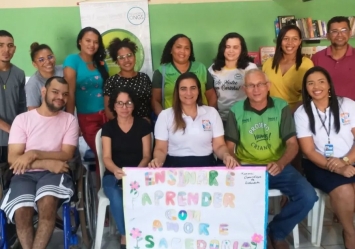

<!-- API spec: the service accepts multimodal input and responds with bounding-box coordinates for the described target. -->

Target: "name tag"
[324,144,334,158]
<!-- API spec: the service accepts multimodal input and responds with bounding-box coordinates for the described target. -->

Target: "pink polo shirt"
[312,45,355,100]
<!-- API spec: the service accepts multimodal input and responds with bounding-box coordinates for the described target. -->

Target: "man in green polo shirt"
[225,68,317,249]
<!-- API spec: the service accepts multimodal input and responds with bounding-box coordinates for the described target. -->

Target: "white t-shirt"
[154,105,224,157]
[294,97,355,158]
[208,63,258,121]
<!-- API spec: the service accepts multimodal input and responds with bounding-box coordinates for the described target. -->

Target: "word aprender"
[144,169,236,187]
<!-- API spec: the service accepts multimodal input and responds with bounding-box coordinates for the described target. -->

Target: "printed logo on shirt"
[340,112,350,125]
[202,120,212,131]
[234,73,242,80]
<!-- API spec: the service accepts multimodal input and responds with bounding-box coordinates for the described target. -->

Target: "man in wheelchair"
[0,76,79,249]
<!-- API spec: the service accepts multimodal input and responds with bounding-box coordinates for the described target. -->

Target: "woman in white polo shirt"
[149,72,237,168]
[294,66,355,249]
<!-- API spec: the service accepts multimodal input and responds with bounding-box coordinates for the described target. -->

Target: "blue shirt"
[63,54,108,114]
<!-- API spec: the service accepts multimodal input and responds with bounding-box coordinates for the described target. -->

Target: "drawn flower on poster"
[130,181,140,209]
[130,227,143,249]
[251,233,263,249]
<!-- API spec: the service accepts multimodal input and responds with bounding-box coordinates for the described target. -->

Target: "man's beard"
[45,95,64,112]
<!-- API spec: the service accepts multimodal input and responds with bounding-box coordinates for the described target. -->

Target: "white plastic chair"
[308,188,326,247]
[94,129,115,249]
[268,189,300,248]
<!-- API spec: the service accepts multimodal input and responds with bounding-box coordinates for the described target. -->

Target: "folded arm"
[8,143,75,174]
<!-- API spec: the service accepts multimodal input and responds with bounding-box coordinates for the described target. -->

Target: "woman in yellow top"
[263,25,314,112]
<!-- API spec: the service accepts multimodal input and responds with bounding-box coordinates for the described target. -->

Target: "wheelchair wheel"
[84,167,97,240]
[77,164,97,249]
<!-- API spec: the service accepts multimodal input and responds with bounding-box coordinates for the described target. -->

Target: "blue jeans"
[103,175,125,235]
[268,164,318,240]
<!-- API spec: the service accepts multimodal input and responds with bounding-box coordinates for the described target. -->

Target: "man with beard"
[0,76,79,249]
[312,16,355,100]
[0,30,26,164]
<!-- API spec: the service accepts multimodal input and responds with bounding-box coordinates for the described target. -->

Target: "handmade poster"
[123,167,268,249]
[79,0,153,78]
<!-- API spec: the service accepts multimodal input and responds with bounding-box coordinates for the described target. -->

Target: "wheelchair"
[0,152,97,249]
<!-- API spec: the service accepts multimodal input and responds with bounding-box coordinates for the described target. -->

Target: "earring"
[329,89,331,98]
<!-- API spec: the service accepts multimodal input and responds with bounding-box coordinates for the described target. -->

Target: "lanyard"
[316,108,331,144]
[0,66,12,90]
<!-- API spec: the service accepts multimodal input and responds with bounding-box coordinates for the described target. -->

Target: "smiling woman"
[25,42,63,110]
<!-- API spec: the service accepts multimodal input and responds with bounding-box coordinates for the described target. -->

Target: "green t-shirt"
[152,61,214,109]
[225,97,296,164]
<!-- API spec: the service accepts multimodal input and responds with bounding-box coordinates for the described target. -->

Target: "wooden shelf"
[273,36,355,44]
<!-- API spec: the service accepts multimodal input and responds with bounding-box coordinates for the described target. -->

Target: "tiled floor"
[45,196,346,249]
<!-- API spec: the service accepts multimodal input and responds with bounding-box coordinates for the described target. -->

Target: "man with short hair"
[225,69,317,249]
[0,30,26,163]
[312,16,355,100]
[0,76,79,249]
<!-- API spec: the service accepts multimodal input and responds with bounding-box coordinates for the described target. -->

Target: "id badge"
[324,144,334,158]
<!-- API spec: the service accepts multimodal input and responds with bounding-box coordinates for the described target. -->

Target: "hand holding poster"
[123,167,268,249]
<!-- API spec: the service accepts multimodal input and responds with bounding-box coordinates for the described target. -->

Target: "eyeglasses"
[37,55,55,63]
[244,82,268,89]
[329,28,350,36]
[117,53,134,60]
[115,101,133,108]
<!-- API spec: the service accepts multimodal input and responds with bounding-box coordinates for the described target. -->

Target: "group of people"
[0,13,354,249]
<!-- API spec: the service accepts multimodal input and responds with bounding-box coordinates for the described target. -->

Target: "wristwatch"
[343,156,350,165]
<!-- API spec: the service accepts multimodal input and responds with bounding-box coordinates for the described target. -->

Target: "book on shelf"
[278,15,296,30]
[295,18,327,39]
[248,52,261,66]
[349,16,355,37]
[259,47,276,65]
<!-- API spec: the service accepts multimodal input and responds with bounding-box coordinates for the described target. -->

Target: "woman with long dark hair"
[151,34,217,116]
[209,32,257,124]
[63,27,109,180]
[295,66,355,249]
[149,72,236,168]
[263,25,313,112]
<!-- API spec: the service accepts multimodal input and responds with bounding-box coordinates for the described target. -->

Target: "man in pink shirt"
[0,76,79,249]
[312,16,355,100]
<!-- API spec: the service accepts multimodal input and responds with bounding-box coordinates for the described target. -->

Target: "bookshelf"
[275,16,355,43]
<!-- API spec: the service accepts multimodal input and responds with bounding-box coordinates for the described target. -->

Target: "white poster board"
[123,167,268,249]
[79,0,153,78]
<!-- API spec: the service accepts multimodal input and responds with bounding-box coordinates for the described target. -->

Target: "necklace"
[0,66,12,90]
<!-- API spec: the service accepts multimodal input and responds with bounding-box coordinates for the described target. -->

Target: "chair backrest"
[95,130,154,180]
[150,132,154,154]
[95,129,105,183]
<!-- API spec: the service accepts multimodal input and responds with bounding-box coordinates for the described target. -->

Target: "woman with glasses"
[149,72,236,168]
[101,87,151,249]
[208,32,257,126]
[63,27,109,182]
[104,38,152,121]
[263,25,313,113]
[295,66,355,249]
[26,42,63,110]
